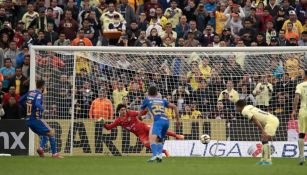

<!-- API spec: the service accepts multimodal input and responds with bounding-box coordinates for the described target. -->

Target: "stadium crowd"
[0,0,306,126]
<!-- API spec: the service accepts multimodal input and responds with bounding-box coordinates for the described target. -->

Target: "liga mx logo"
[247,144,276,157]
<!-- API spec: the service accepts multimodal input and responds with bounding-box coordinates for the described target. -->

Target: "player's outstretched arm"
[104,118,121,130]
[291,93,300,120]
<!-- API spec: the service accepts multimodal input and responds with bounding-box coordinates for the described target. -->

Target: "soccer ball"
[200,134,210,144]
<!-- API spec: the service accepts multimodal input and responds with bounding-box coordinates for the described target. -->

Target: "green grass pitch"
[0,156,305,175]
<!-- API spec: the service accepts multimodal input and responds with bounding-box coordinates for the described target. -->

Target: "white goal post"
[29,46,307,157]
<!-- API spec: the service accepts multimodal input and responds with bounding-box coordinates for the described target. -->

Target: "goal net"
[29,46,307,157]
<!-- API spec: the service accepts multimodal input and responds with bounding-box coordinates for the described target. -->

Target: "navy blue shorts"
[27,119,51,136]
[151,118,169,140]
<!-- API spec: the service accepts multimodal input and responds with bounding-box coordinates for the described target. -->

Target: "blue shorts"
[27,119,51,136]
[151,118,169,140]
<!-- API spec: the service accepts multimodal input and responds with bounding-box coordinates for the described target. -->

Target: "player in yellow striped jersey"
[291,69,307,165]
[236,100,279,165]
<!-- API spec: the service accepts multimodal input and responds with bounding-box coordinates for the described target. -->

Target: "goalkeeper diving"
[100,103,184,157]
[236,100,279,165]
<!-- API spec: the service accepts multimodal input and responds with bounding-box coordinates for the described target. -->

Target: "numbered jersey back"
[141,97,169,120]
[26,90,43,119]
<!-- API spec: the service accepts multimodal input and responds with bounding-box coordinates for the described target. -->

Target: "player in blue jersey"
[138,86,179,163]
[19,80,63,158]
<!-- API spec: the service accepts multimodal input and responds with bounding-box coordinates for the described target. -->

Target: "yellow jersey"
[295,81,307,109]
[218,89,239,103]
[282,20,304,35]
[199,64,212,81]
[241,105,276,126]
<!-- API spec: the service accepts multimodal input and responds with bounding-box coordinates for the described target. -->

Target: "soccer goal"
[29,46,307,157]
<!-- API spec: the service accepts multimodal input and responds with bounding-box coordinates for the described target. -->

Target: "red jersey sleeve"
[104,118,121,130]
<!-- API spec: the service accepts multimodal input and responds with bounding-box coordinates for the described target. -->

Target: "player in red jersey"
[102,104,184,157]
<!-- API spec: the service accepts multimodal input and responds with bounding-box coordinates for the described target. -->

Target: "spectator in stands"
[191,80,209,112]
[221,54,243,84]
[272,92,291,121]
[184,20,202,41]
[135,30,152,46]
[22,3,39,30]
[129,95,142,111]
[274,8,286,33]
[181,104,192,119]
[176,37,185,47]
[146,16,163,37]
[147,28,162,46]
[15,46,28,67]
[144,0,162,20]
[239,18,256,46]
[126,20,140,46]
[65,0,80,21]
[183,0,196,22]
[29,7,56,33]
[33,31,48,45]
[72,29,93,46]
[59,10,79,41]
[2,86,19,105]
[253,76,273,110]
[215,2,227,35]
[239,84,256,106]
[298,31,307,46]
[4,41,20,67]
[164,0,182,29]
[108,13,126,34]
[225,12,243,37]
[153,7,168,29]
[194,3,210,32]
[76,81,94,118]
[210,100,232,120]
[0,58,15,92]
[55,74,72,118]
[117,0,135,26]
[255,32,268,46]
[9,67,28,96]
[0,103,4,119]
[161,23,177,45]
[285,22,300,42]
[277,29,288,46]
[184,31,200,47]
[49,0,62,26]
[44,23,58,45]
[0,33,10,50]
[284,54,303,80]
[21,55,30,79]
[128,73,145,100]
[89,88,113,120]
[100,2,125,30]
[200,24,215,46]
[265,20,277,45]
[21,30,34,47]
[218,80,239,103]
[113,81,128,108]
[54,33,71,46]
[2,97,22,119]
[175,15,189,39]
[243,0,252,17]
[172,84,190,113]
[282,10,304,36]
[199,56,212,81]
[165,95,175,119]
